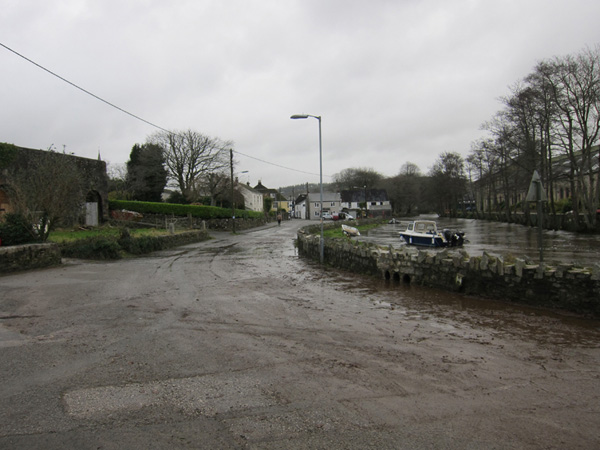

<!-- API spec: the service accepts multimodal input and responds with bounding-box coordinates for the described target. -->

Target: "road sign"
[525,170,547,202]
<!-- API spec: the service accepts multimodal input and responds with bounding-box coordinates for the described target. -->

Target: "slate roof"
[253,181,277,196]
[295,193,308,204]
[307,192,341,203]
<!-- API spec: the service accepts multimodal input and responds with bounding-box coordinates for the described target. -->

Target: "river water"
[357,215,600,267]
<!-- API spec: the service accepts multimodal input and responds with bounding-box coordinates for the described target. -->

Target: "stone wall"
[0,243,61,274]
[1,230,211,272]
[297,230,600,318]
[0,146,109,222]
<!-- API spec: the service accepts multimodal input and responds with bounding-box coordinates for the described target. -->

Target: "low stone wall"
[117,230,211,254]
[297,230,600,318]
[1,231,211,272]
[0,243,61,274]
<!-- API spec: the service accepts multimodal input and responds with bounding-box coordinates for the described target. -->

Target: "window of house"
[314,203,320,208]
[330,202,335,207]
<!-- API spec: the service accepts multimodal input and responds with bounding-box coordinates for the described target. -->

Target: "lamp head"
[290,114,309,119]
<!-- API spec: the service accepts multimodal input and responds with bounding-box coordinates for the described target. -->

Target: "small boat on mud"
[399,220,465,248]
[342,224,360,237]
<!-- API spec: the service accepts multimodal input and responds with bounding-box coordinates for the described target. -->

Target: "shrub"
[60,237,122,259]
[554,198,572,214]
[118,230,165,255]
[0,213,37,246]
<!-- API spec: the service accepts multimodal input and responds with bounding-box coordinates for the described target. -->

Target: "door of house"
[85,202,99,226]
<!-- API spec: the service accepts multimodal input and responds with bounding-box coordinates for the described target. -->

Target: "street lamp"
[229,149,249,234]
[291,114,324,264]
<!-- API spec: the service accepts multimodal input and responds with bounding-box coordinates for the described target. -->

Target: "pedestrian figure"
[277,212,282,226]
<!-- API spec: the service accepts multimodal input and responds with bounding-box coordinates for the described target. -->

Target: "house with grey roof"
[340,189,392,218]
[236,182,263,212]
[306,191,342,220]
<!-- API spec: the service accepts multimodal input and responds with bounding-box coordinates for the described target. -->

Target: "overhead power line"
[1,41,328,179]
[0,42,172,134]
[234,149,331,178]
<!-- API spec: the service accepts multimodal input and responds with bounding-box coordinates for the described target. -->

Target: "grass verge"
[52,226,209,260]
[322,221,385,239]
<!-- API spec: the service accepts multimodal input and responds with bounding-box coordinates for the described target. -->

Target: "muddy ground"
[1,221,599,449]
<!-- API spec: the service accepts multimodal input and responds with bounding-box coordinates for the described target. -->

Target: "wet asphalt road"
[1,221,599,449]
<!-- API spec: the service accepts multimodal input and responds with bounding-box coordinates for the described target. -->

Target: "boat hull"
[399,220,465,248]
[342,224,360,237]
[399,233,446,247]
[399,231,465,248]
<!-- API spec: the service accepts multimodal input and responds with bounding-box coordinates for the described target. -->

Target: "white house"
[236,183,263,212]
[306,192,342,220]
[340,189,392,218]
[293,193,308,219]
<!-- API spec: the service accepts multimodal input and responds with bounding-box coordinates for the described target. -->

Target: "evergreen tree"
[126,144,168,202]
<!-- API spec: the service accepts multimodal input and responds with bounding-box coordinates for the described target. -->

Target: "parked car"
[338,212,355,220]
[322,213,334,220]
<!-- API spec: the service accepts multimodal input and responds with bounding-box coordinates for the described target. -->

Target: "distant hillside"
[277,182,335,199]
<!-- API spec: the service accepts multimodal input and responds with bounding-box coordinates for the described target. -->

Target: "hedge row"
[109,200,263,220]
[59,230,211,260]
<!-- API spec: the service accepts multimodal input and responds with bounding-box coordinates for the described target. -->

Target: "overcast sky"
[2,0,599,189]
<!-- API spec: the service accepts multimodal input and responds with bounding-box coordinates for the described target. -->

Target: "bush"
[0,213,37,246]
[118,229,166,255]
[554,198,572,214]
[59,237,122,259]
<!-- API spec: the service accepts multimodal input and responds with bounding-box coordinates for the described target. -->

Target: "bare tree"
[106,162,130,200]
[538,46,600,228]
[384,162,423,215]
[399,162,421,176]
[197,170,230,206]
[148,129,231,203]
[428,152,467,215]
[333,167,384,191]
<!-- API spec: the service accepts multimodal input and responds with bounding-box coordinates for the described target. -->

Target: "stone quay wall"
[0,243,61,274]
[296,229,600,318]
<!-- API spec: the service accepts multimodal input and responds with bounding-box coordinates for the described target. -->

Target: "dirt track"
[1,221,599,449]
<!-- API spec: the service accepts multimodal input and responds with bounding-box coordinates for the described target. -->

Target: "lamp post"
[291,114,324,264]
[230,149,236,234]
[229,147,248,235]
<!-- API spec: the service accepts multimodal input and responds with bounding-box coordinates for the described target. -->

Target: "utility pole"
[526,170,547,263]
[230,149,235,234]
